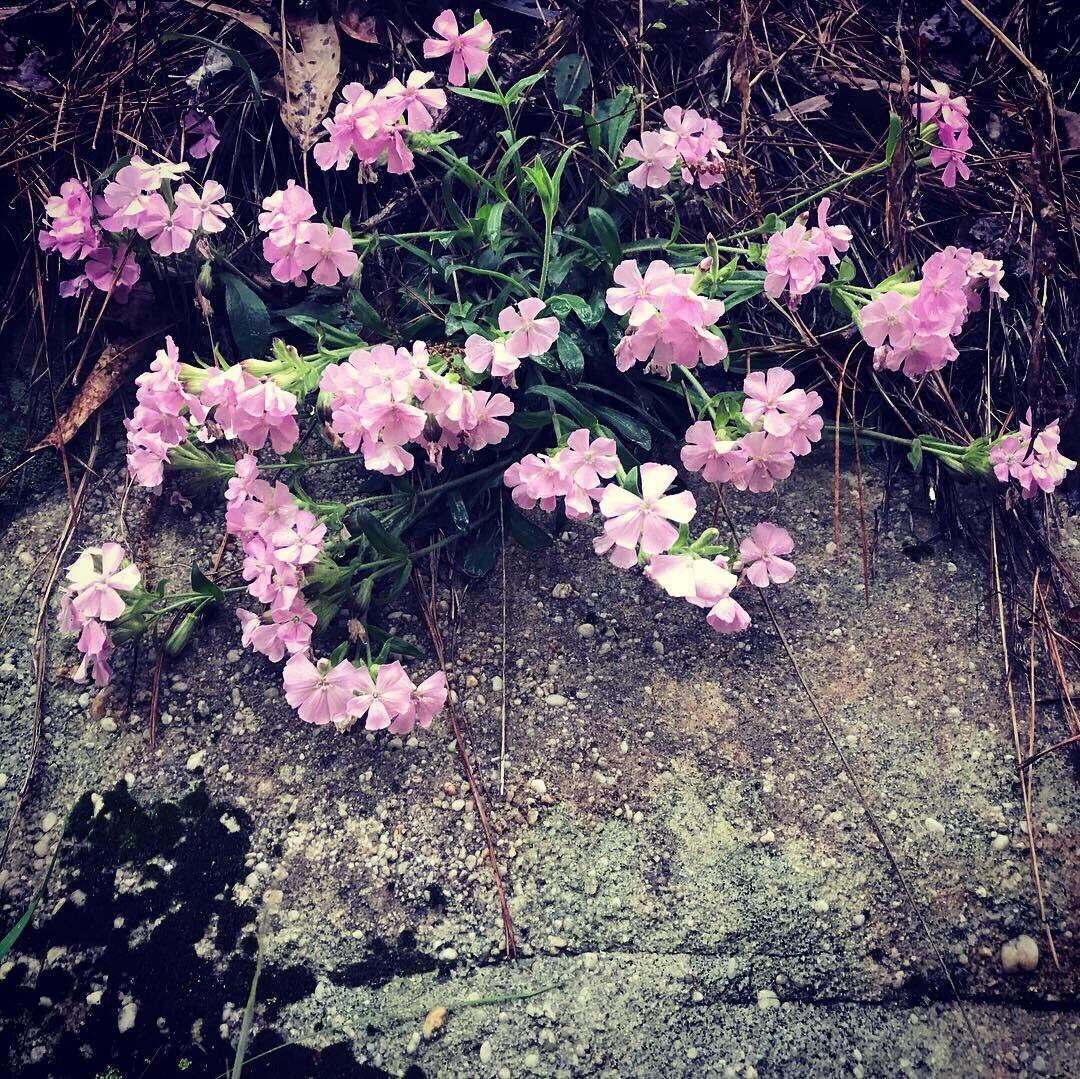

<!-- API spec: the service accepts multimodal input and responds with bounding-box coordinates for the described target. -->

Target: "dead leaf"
[179,0,272,43]
[422,1006,448,1039]
[280,18,341,150]
[31,344,140,452]
[338,6,378,44]
[771,95,831,122]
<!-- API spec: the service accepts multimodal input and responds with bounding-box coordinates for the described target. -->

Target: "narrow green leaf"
[556,333,585,382]
[190,564,224,602]
[884,112,902,164]
[351,509,408,558]
[587,206,622,264]
[525,385,598,430]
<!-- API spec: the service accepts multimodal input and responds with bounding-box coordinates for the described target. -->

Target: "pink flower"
[231,379,300,453]
[593,530,640,569]
[739,523,796,587]
[503,454,565,512]
[258,181,316,244]
[623,131,678,189]
[422,9,494,85]
[137,194,194,256]
[606,259,678,326]
[183,109,220,159]
[66,544,141,623]
[498,298,560,358]
[680,420,740,484]
[763,222,825,303]
[598,463,696,556]
[930,123,972,188]
[174,181,232,233]
[283,653,365,728]
[858,291,914,349]
[383,71,447,131]
[237,600,316,663]
[741,367,803,437]
[296,223,359,286]
[271,510,326,567]
[397,670,448,732]
[783,390,824,456]
[464,334,520,379]
[810,198,852,265]
[729,432,794,494]
[915,80,969,129]
[463,390,514,450]
[645,554,737,608]
[558,428,618,491]
[38,179,98,261]
[353,660,415,731]
[226,455,260,503]
[73,620,113,686]
[706,596,752,634]
[84,243,141,299]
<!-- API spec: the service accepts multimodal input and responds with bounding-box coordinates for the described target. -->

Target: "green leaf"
[553,53,591,106]
[505,70,547,104]
[524,157,554,212]
[447,491,470,533]
[369,625,424,661]
[594,87,635,160]
[884,112,902,164]
[190,564,224,602]
[349,291,390,336]
[222,273,270,359]
[510,410,556,430]
[907,438,924,473]
[546,293,595,324]
[587,206,622,264]
[594,406,652,449]
[836,257,856,283]
[461,520,500,578]
[507,504,553,550]
[351,509,408,558]
[1,811,66,961]
[448,86,505,105]
[556,333,585,382]
[525,385,598,430]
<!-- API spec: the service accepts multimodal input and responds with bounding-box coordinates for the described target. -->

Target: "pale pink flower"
[739,523,796,587]
[729,432,794,494]
[353,660,415,731]
[858,291,914,349]
[271,510,326,567]
[464,390,514,450]
[174,181,232,233]
[557,428,618,491]
[763,222,825,303]
[915,80,969,129]
[464,334,520,379]
[645,554,737,608]
[383,71,447,131]
[137,194,193,256]
[422,9,494,85]
[680,420,740,484]
[598,463,696,556]
[398,670,448,732]
[66,544,141,623]
[257,181,316,244]
[73,619,113,686]
[741,367,803,437]
[237,600,316,663]
[623,131,678,189]
[498,298,560,358]
[810,198,852,265]
[283,653,363,727]
[593,531,639,569]
[783,390,824,456]
[706,596,752,634]
[606,259,678,326]
[295,223,359,286]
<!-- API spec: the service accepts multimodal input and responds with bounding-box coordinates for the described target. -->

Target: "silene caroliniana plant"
[41,9,1075,735]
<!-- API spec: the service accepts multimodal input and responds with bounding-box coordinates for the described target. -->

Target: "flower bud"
[165,612,198,656]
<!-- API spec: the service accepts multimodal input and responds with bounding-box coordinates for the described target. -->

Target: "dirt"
[0,449,1077,1078]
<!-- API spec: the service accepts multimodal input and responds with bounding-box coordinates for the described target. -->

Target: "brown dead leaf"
[179,0,272,42]
[422,1006,448,1039]
[280,18,341,150]
[31,344,140,452]
[338,5,378,44]
[771,95,832,122]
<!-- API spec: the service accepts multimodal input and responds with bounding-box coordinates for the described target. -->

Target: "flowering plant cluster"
[916,80,972,189]
[44,9,1074,742]
[622,107,730,190]
[38,156,232,300]
[857,246,1007,378]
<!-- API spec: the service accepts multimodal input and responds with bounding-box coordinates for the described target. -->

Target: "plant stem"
[823,423,967,455]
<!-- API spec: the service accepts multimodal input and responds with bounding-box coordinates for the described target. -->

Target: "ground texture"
[0,455,1077,1078]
